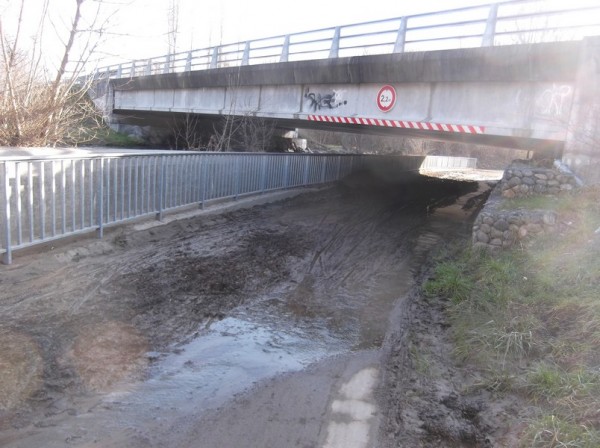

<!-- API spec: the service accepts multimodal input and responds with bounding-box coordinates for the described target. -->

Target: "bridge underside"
[113,109,565,155]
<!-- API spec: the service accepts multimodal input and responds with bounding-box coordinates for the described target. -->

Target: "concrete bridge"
[91,0,600,182]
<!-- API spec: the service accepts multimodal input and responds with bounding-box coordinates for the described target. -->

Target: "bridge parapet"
[90,0,600,81]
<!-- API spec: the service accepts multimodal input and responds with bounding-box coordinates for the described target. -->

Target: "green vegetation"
[424,186,600,447]
[87,126,145,148]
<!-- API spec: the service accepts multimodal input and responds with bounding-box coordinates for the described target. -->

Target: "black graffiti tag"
[304,90,348,112]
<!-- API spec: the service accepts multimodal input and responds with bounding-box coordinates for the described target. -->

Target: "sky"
[0,0,504,69]
[109,0,505,59]
[1,0,599,74]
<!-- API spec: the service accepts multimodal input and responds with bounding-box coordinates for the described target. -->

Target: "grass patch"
[425,184,600,447]
[87,126,146,147]
[527,364,600,400]
[500,195,565,211]
[524,415,600,448]
[423,259,472,303]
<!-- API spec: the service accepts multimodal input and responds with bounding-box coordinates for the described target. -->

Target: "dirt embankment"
[0,171,495,447]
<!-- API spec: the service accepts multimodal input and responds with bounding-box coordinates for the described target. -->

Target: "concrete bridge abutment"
[563,37,600,184]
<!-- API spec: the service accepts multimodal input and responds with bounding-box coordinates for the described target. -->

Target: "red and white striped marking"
[306,115,485,134]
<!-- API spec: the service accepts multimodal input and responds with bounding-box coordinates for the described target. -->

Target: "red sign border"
[376,85,397,112]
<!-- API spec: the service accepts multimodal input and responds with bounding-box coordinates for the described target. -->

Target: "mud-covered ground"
[0,171,498,447]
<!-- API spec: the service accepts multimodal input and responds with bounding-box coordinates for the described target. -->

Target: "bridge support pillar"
[563,37,600,184]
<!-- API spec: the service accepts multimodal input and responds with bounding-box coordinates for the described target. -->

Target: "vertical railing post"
[97,158,104,239]
[260,157,268,193]
[394,17,408,53]
[303,156,310,185]
[27,164,33,243]
[116,64,122,78]
[280,35,290,62]
[283,156,290,188]
[39,162,45,241]
[145,59,152,76]
[234,157,241,200]
[210,47,219,69]
[329,27,341,58]
[14,162,22,246]
[50,160,56,237]
[482,3,499,47]
[242,41,250,65]
[185,51,192,71]
[156,156,164,220]
[164,54,171,74]
[2,162,12,264]
[200,156,208,209]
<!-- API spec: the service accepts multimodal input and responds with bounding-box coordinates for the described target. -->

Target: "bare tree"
[169,113,203,150]
[0,0,116,147]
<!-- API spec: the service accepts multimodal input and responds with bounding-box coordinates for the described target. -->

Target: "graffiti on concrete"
[304,88,348,112]
[537,84,572,117]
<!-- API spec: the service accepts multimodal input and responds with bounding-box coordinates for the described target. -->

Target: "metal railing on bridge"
[1,153,436,264]
[92,0,600,80]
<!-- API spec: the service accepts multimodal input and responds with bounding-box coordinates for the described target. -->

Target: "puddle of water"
[0,315,346,448]
[102,316,343,416]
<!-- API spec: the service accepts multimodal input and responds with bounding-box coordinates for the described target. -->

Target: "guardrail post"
[145,59,152,76]
[164,54,171,74]
[185,51,192,71]
[280,35,290,62]
[234,157,241,200]
[260,157,268,193]
[283,156,290,188]
[97,158,104,239]
[329,27,341,58]
[2,162,12,265]
[200,156,208,209]
[482,3,499,47]
[242,42,250,65]
[210,47,219,69]
[156,156,164,220]
[394,17,408,53]
[303,156,310,185]
[116,64,123,78]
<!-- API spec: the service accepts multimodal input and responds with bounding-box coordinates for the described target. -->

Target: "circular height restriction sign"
[376,85,396,112]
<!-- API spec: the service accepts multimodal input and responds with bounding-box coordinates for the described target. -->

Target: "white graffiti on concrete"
[538,84,572,117]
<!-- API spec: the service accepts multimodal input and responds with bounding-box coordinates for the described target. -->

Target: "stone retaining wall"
[473,207,558,251]
[500,161,579,198]
[473,161,579,251]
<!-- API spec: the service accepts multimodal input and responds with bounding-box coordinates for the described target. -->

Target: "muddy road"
[0,172,490,447]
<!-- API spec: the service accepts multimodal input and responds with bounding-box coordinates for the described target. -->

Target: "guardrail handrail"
[90,0,600,80]
[1,153,477,264]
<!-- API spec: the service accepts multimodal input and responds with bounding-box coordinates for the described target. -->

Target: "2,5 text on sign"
[376,85,396,112]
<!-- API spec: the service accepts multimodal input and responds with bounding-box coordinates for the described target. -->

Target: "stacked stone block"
[473,161,579,251]
[473,208,557,251]
[500,165,579,198]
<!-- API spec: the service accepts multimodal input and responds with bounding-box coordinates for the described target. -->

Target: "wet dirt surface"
[0,171,492,447]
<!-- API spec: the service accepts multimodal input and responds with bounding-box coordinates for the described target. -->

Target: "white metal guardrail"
[420,156,478,171]
[1,153,433,264]
[90,0,600,80]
